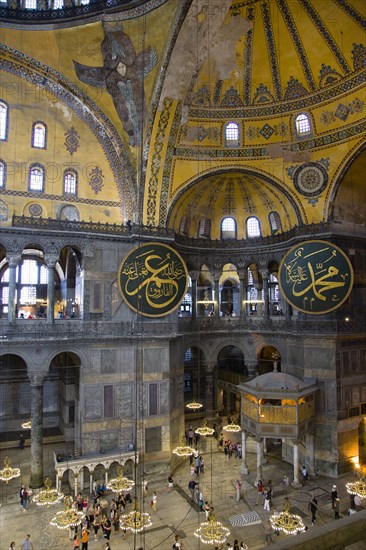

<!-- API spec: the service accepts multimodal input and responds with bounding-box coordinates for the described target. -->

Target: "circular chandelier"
[222,415,241,432]
[194,513,230,545]
[172,437,195,457]
[195,419,214,437]
[270,497,306,535]
[21,420,32,429]
[186,400,203,411]
[0,456,21,483]
[50,496,84,529]
[33,477,64,507]
[120,498,152,533]
[106,466,134,493]
[346,472,366,500]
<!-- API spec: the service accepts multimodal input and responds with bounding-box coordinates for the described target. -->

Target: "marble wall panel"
[115,383,133,418]
[144,348,168,373]
[85,385,102,421]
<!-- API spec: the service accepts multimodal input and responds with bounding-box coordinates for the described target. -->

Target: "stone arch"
[257,344,282,375]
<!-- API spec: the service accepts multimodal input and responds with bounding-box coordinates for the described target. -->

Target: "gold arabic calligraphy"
[122,249,185,309]
[284,246,350,311]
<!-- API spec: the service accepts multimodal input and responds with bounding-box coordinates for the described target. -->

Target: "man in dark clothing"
[308,495,318,525]
[188,479,197,500]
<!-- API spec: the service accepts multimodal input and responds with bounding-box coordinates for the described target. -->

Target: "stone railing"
[0,316,363,342]
[12,215,174,240]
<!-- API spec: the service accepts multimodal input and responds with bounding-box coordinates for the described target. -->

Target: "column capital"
[237,270,247,281]
[259,268,269,279]
[189,271,199,280]
[29,373,46,386]
[45,254,59,268]
[6,254,22,267]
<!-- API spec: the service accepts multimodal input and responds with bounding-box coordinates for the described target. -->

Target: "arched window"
[0,259,49,317]
[246,216,261,238]
[179,215,189,236]
[221,217,236,240]
[295,113,311,136]
[269,211,282,234]
[53,0,64,7]
[0,101,8,141]
[224,121,240,148]
[63,169,78,195]
[0,160,6,189]
[198,218,211,238]
[32,122,47,149]
[29,165,45,192]
[25,0,37,8]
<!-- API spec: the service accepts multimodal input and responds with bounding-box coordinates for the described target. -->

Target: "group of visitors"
[255,479,274,510]
[218,438,242,459]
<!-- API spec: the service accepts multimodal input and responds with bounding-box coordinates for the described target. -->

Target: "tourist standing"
[264,520,274,545]
[21,535,33,550]
[151,491,157,512]
[334,497,340,519]
[256,480,264,505]
[331,485,338,509]
[264,489,271,511]
[308,495,318,525]
[81,526,89,550]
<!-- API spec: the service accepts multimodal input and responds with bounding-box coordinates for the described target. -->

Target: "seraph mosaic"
[74,23,157,146]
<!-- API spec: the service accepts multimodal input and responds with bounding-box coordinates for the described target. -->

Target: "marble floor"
[0,441,365,550]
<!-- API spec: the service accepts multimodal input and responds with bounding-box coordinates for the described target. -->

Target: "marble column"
[246,360,258,378]
[45,255,58,323]
[30,374,45,488]
[307,433,316,476]
[262,437,267,464]
[237,270,246,319]
[260,269,270,320]
[240,430,249,475]
[7,255,20,322]
[285,300,292,321]
[256,437,263,481]
[292,440,301,487]
[190,272,198,320]
[74,474,78,496]
[214,276,220,317]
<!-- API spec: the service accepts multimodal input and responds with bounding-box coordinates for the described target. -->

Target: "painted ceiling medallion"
[293,162,328,197]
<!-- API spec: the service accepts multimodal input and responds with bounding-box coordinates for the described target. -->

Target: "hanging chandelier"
[186,400,203,410]
[270,497,306,535]
[346,472,366,500]
[222,415,241,432]
[172,437,195,457]
[106,466,134,493]
[195,419,214,437]
[33,477,64,507]
[194,512,230,545]
[50,496,84,529]
[21,420,32,429]
[120,498,152,533]
[0,456,21,483]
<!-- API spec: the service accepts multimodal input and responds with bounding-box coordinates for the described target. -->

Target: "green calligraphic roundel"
[118,242,188,317]
[278,240,353,315]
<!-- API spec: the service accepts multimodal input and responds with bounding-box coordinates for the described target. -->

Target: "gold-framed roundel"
[278,240,353,315]
[118,242,188,317]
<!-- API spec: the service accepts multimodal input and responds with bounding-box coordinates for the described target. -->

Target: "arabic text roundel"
[278,240,353,315]
[118,242,188,317]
